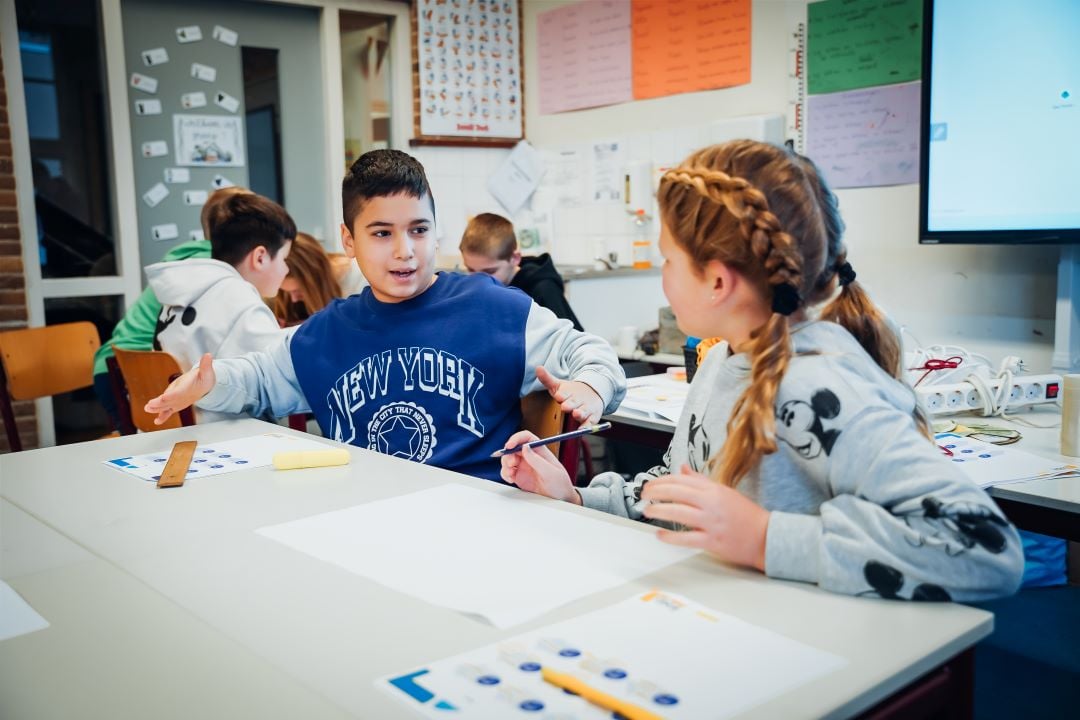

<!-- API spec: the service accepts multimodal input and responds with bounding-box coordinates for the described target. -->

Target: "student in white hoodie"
[147,192,294,419]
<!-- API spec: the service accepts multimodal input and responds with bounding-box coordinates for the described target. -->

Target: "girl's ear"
[704,259,736,305]
[340,223,356,259]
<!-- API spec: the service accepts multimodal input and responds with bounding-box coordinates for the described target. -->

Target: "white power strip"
[914,373,1063,415]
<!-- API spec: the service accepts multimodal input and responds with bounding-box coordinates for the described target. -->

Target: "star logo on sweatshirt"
[378,415,422,458]
[367,402,437,463]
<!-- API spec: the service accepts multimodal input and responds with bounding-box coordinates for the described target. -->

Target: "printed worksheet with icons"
[936,432,1079,488]
[103,432,337,483]
[379,590,846,719]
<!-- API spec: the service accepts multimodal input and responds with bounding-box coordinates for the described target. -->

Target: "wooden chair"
[0,322,100,452]
[111,347,194,432]
[520,390,565,456]
[111,346,309,434]
[519,390,595,484]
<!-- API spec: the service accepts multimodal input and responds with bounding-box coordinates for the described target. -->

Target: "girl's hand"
[641,464,771,571]
[499,430,580,504]
[144,353,216,425]
[535,365,603,425]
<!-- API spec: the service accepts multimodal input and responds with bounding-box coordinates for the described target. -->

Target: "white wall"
[515,0,1060,368]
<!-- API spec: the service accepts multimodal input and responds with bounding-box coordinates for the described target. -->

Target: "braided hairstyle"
[658,141,915,487]
[794,154,930,437]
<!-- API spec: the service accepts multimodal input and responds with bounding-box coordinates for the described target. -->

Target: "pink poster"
[538,0,633,115]
[806,81,921,189]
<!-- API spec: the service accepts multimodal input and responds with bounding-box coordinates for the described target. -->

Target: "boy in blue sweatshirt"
[146,150,625,481]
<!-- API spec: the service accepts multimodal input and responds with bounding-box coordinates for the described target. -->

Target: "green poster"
[808,0,923,95]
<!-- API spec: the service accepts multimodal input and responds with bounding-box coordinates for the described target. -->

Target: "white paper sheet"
[0,580,49,642]
[379,589,847,719]
[176,25,202,43]
[936,433,1080,488]
[487,140,545,216]
[103,432,338,483]
[257,485,696,628]
[619,375,688,423]
[142,182,169,208]
[130,72,158,94]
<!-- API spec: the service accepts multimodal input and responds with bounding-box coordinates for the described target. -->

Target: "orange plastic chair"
[0,322,100,452]
[111,347,194,432]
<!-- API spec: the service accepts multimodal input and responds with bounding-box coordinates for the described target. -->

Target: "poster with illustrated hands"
[413,0,523,145]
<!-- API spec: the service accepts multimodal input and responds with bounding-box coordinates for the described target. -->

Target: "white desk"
[951,407,1080,542]
[1,419,992,718]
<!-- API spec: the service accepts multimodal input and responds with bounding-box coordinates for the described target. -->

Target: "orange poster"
[632,0,751,101]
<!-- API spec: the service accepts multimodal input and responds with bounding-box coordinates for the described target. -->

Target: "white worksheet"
[379,590,847,719]
[620,375,689,423]
[103,432,337,483]
[936,432,1080,488]
[257,484,696,628]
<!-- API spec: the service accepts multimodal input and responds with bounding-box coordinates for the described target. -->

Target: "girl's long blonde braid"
[659,156,808,487]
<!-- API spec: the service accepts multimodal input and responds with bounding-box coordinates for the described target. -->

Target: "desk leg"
[857,647,974,720]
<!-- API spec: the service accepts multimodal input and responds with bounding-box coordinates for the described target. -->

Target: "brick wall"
[0,39,38,453]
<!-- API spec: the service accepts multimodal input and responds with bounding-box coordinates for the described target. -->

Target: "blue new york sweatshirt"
[197,272,625,480]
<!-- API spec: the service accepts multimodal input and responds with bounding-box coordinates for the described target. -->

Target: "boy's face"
[341,192,436,304]
[461,250,520,285]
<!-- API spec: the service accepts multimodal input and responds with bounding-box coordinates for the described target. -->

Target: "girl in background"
[273,233,344,326]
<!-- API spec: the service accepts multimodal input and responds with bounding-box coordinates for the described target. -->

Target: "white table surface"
[1,419,992,719]
[950,406,1080,515]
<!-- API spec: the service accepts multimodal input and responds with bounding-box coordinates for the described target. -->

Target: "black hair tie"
[837,261,857,287]
[771,283,801,316]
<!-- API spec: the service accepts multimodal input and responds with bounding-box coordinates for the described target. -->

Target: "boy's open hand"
[536,365,604,425]
[500,430,580,504]
[641,464,771,571]
[144,352,216,425]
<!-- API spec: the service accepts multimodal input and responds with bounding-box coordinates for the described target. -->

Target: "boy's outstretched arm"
[145,352,216,425]
[520,303,627,422]
[146,330,310,422]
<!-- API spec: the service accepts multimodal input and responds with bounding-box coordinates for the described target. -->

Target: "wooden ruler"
[157,440,197,489]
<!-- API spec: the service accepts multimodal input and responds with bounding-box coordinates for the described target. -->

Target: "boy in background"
[460,212,584,331]
[148,192,294,421]
[146,150,624,481]
[91,187,250,427]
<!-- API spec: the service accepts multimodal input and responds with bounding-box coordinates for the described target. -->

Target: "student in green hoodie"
[91,187,251,427]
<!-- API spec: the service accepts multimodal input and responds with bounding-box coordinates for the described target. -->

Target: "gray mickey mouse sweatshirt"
[582,321,1024,601]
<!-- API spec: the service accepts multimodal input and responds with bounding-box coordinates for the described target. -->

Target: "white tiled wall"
[408,114,784,269]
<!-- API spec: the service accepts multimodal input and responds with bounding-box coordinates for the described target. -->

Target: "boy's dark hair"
[209,193,296,267]
[342,149,435,230]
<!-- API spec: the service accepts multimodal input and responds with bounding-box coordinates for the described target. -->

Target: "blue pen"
[491,422,612,457]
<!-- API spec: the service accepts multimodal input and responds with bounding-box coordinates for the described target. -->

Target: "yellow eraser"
[272,449,351,470]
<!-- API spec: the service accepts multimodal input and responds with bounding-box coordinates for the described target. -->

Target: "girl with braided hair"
[500,140,1023,601]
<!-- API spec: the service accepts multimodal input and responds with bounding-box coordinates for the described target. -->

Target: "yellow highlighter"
[540,667,665,720]
[272,449,351,470]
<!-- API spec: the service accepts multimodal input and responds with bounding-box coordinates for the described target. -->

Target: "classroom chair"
[519,391,594,484]
[111,346,310,434]
[110,347,194,432]
[0,321,100,452]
